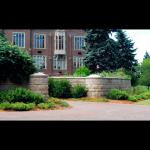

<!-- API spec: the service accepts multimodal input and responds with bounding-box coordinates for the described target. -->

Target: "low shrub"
[138,92,150,100]
[100,68,131,79]
[0,87,46,104]
[48,98,69,107]
[107,89,129,100]
[71,84,87,98]
[0,102,35,111]
[128,96,138,102]
[48,77,55,97]
[48,78,72,98]
[73,66,90,77]
[37,102,56,109]
[126,86,149,95]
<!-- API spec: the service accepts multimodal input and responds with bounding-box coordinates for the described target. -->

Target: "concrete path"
[0,101,150,120]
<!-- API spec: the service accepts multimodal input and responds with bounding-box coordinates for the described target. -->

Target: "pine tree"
[115,29,137,71]
[83,29,119,73]
[144,51,150,59]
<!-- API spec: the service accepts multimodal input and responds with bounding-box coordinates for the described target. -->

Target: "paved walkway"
[0,101,150,120]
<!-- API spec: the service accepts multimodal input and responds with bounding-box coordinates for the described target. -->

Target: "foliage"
[139,59,150,88]
[0,87,46,104]
[84,29,119,73]
[107,89,129,100]
[71,84,88,98]
[48,78,72,98]
[73,66,90,77]
[68,97,109,102]
[37,102,56,109]
[48,77,55,97]
[0,102,35,111]
[115,29,138,71]
[0,33,36,83]
[126,86,149,95]
[128,96,139,102]
[144,51,150,59]
[99,68,131,79]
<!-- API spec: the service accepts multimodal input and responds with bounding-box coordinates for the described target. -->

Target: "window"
[73,56,84,69]
[12,32,25,48]
[32,55,47,70]
[74,36,85,50]
[34,33,46,49]
[53,55,67,70]
[55,31,65,50]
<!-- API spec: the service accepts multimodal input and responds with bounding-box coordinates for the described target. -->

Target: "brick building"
[2,29,86,76]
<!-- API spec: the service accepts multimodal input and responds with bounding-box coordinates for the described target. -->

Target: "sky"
[111,30,150,63]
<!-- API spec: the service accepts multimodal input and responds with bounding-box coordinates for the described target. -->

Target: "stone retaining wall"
[0,72,49,98]
[51,76,131,97]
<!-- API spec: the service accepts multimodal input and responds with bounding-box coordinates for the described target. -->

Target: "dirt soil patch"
[108,100,134,104]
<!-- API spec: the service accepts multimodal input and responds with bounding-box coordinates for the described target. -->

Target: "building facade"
[2,29,86,76]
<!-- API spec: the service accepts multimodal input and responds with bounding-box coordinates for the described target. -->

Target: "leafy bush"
[138,92,150,100]
[73,66,90,77]
[0,87,46,104]
[48,77,55,97]
[48,78,72,98]
[37,102,56,109]
[126,86,149,95]
[100,68,131,79]
[71,84,87,98]
[107,89,129,100]
[0,33,36,83]
[128,96,138,102]
[0,102,35,111]
[48,98,69,107]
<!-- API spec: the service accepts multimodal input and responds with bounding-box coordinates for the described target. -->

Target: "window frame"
[32,55,47,70]
[12,32,25,48]
[33,33,46,49]
[53,55,67,70]
[73,56,84,69]
[55,31,66,51]
[74,36,85,50]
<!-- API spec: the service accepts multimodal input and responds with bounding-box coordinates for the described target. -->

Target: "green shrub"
[48,79,72,98]
[48,77,55,97]
[71,84,87,98]
[0,102,35,111]
[128,96,138,102]
[48,98,69,107]
[0,87,46,104]
[100,68,131,79]
[73,66,90,77]
[138,92,150,100]
[56,101,69,107]
[107,89,129,100]
[0,33,36,84]
[126,86,149,95]
[37,102,56,109]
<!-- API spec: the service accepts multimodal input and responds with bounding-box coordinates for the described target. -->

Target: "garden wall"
[0,72,49,98]
[52,76,131,97]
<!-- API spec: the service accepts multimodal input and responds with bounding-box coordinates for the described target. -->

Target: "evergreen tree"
[84,29,119,73]
[144,51,150,59]
[115,29,137,71]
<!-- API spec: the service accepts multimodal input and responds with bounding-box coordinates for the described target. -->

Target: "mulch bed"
[108,100,135,104]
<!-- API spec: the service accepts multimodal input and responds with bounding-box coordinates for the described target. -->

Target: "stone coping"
[50,76,130,80]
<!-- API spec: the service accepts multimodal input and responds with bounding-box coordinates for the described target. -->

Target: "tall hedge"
[0,33,36,83]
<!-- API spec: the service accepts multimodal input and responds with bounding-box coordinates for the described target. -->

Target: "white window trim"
[34,33,46,49]
[54,31,66,51]
[12,32,25,48]
[74,36,85,50]
[32,55,47,69]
